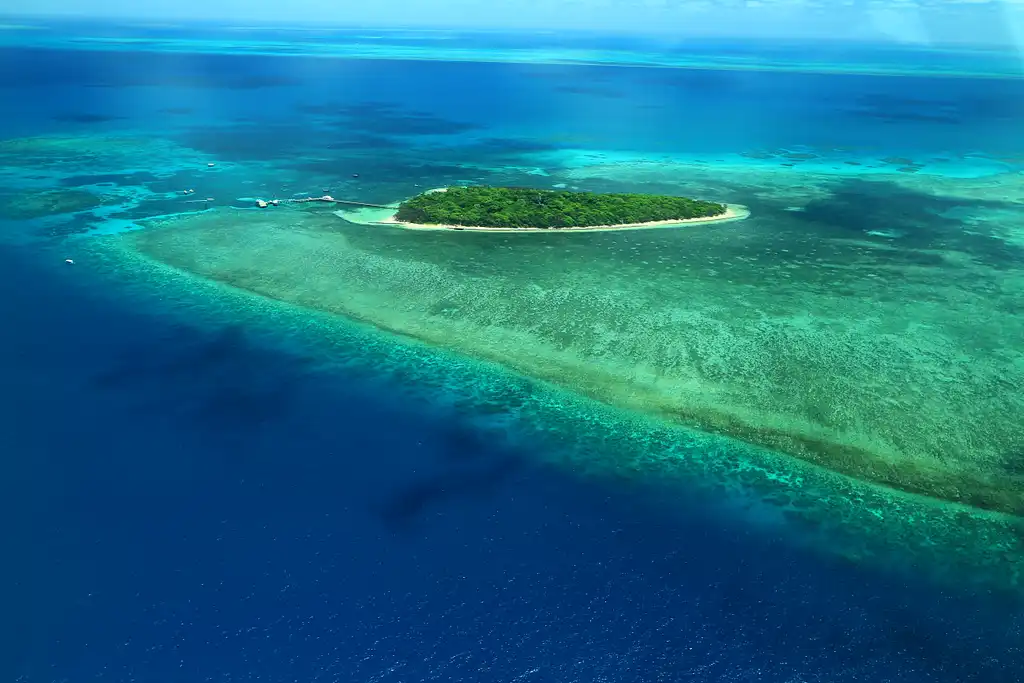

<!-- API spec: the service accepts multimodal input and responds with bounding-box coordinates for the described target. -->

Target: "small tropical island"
[384,186,745,232]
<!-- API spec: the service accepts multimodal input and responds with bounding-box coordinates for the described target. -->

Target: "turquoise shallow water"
[3,24,1024,682]
[3,22,1024,77]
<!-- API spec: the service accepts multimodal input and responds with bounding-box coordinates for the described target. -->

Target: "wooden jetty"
[288,195,396,209]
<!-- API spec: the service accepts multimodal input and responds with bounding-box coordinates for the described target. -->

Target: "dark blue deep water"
[2,32,1024,683]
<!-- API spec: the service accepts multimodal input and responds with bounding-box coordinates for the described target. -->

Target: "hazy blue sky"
[6,0,1024,46]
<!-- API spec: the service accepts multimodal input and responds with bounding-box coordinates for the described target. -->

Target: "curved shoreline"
[373,203,750,232]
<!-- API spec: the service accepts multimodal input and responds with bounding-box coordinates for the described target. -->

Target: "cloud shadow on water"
[788,177,1024,268]
[377,420,528,533]
[90,323,315,438]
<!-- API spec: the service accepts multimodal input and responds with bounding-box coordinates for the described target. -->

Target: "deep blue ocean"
[2,27,1024,683]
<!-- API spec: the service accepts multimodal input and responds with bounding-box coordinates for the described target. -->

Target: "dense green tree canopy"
[395,186,726,229]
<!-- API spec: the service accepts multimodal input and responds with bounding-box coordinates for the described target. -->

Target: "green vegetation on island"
[394,186,727,228]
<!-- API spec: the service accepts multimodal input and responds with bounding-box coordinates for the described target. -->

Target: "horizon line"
[2,14,1023,52]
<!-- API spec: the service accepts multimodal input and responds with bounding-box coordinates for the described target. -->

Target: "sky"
[4,0,1024,47]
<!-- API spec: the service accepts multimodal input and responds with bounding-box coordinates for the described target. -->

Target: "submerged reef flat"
[0,188,111,220]
[0,134,211,174]
[123,169,1024,517]
[98,213,1024,595]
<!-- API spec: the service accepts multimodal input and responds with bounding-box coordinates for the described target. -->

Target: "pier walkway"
[290,196,397,209]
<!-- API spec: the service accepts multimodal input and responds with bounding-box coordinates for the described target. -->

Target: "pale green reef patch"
[121,160,1024,518]
[87,201,1024,596]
